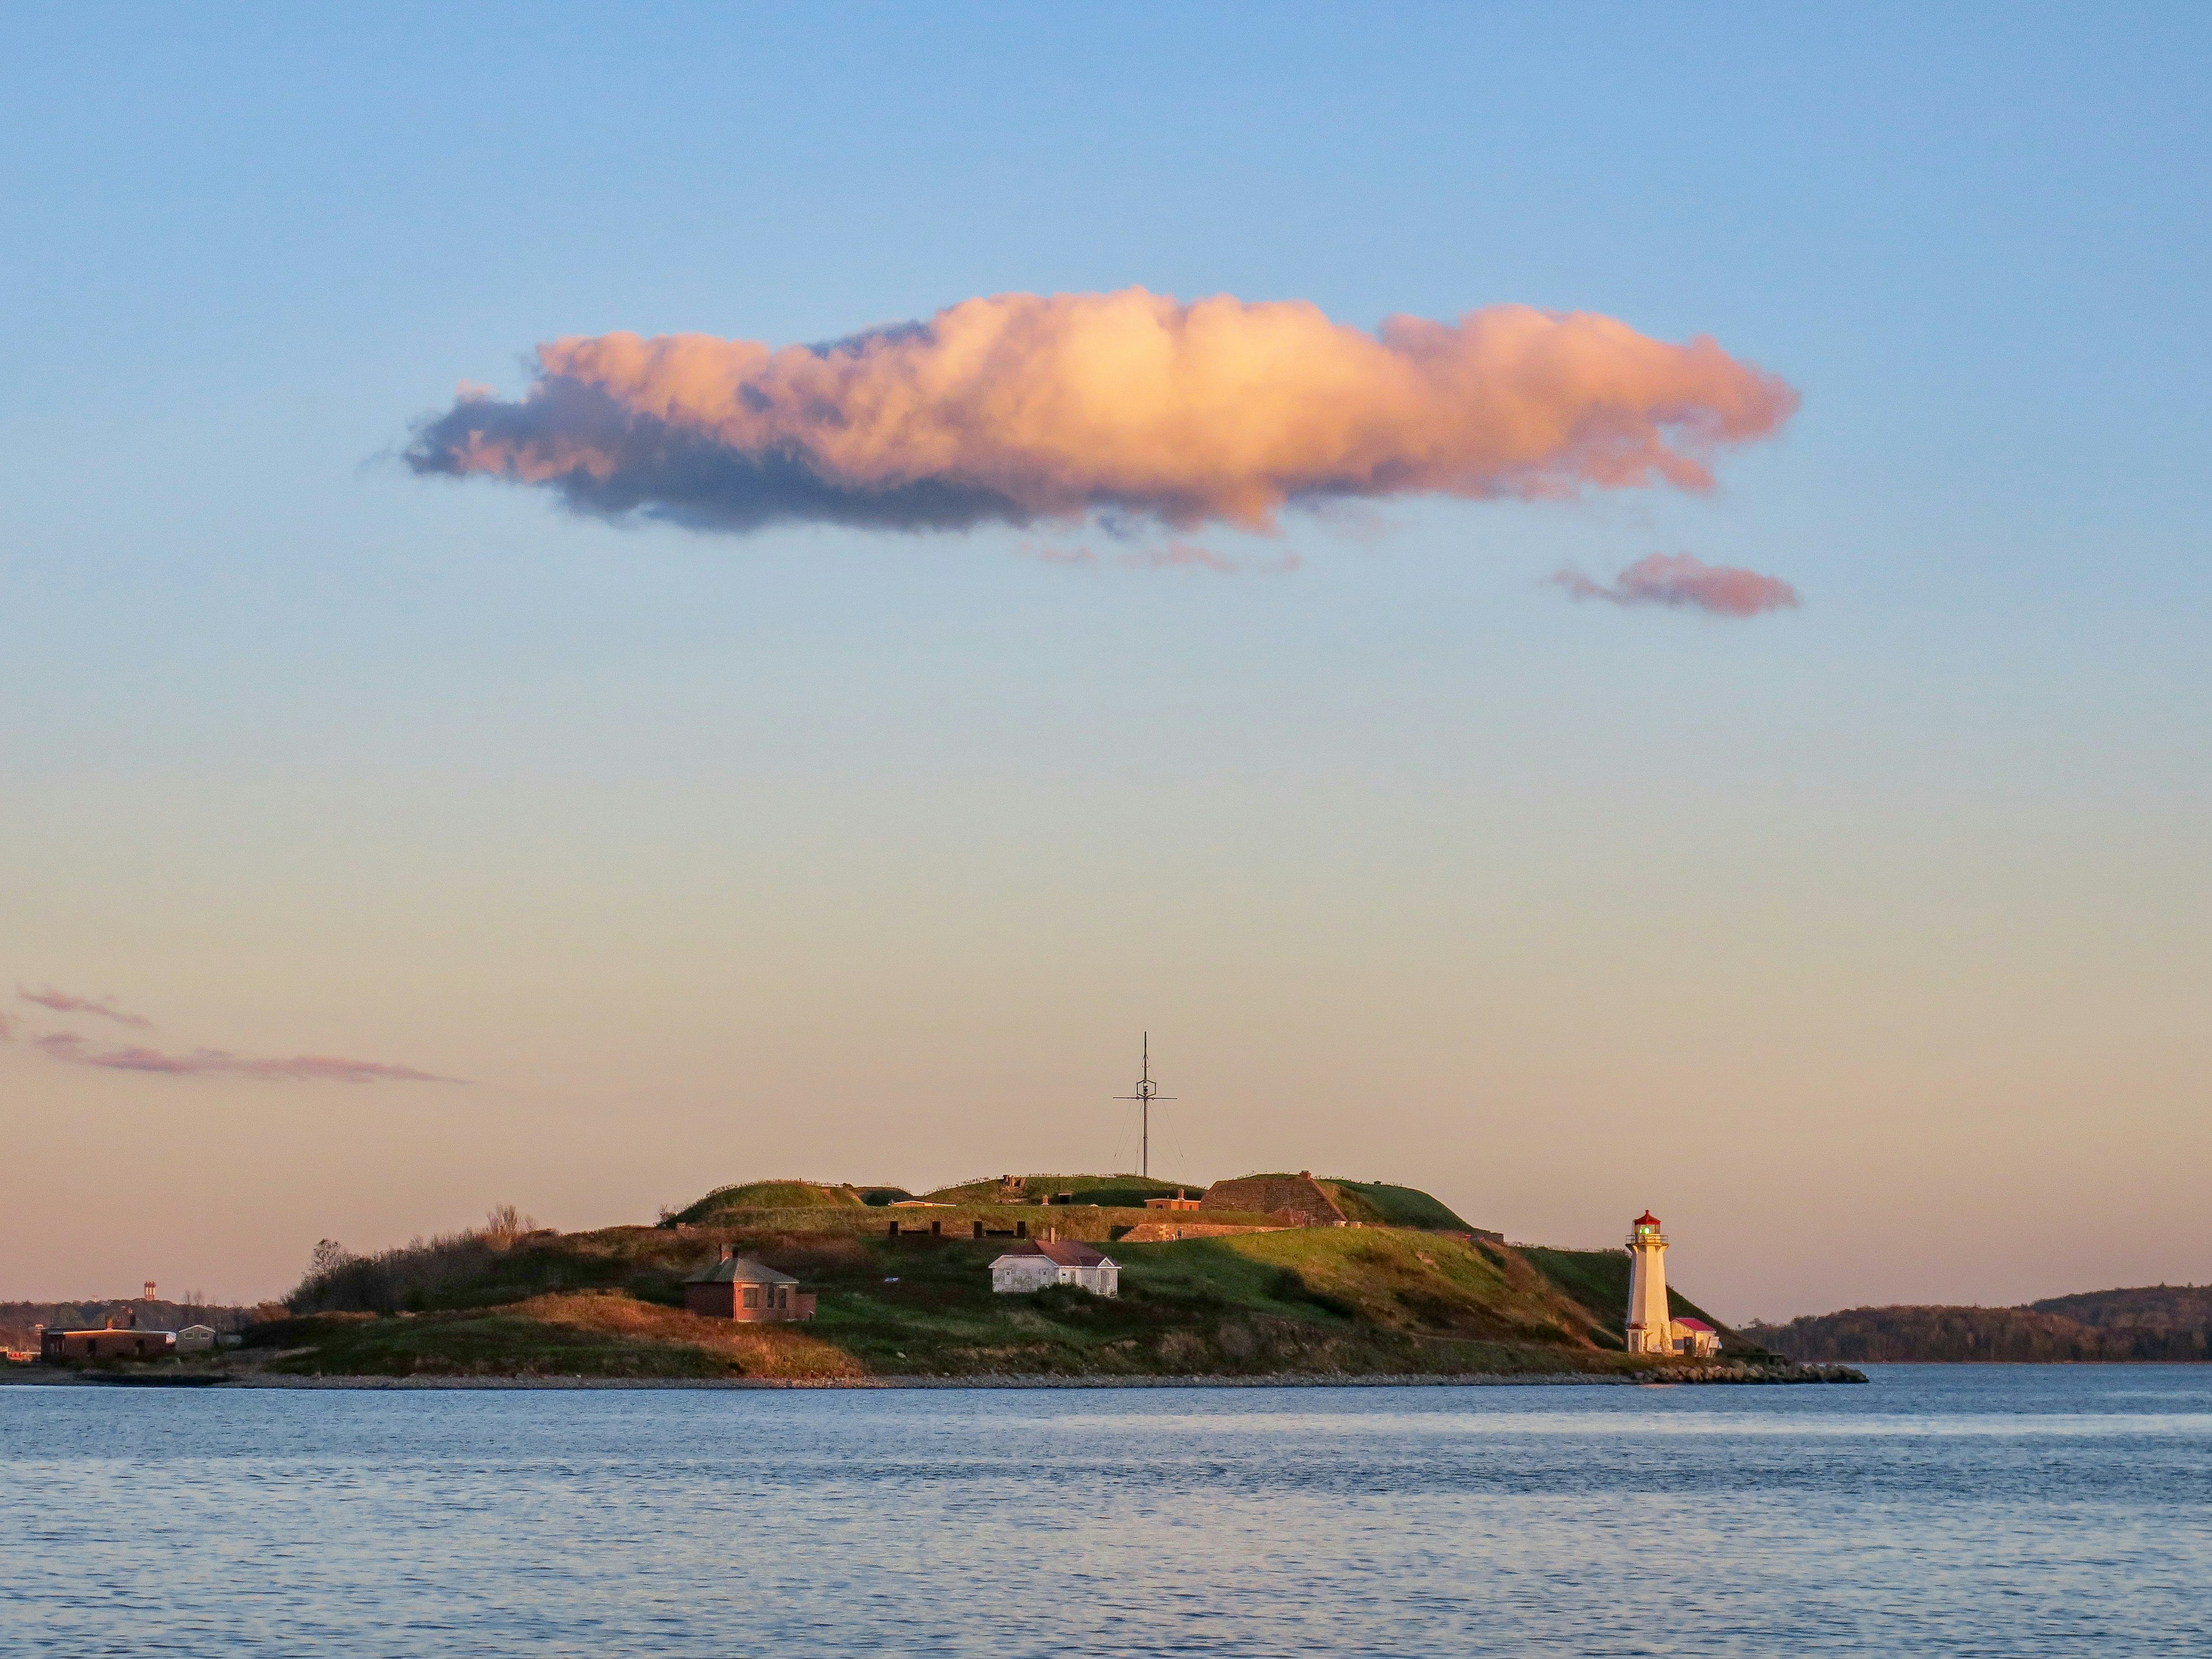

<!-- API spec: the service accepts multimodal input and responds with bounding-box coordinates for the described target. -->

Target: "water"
[3,1367,2208,1656]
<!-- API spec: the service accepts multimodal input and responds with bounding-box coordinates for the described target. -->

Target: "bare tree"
[481,1204,537,1248]
[308,1238,351,1281]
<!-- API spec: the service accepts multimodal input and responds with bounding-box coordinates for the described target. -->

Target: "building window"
[743,1286,759,1309]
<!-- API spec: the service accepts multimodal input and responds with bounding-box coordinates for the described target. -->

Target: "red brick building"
[41,1325,175,1361]
[683,1248,817,1322]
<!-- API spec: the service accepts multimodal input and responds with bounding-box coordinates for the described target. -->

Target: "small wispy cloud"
[35,1032,461,1084]
[0,1010,15,1041]
[20,984,154,1028]
[1021,538,1301,575]
[1551,552,1800,618]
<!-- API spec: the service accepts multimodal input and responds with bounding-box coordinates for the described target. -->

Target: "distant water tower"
[1625,1211,1669,1354]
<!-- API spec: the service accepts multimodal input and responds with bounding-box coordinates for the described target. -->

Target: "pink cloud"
[1551,552,1801,618]
[1021,537,1301,575]
[1020,540,1099,567]
[35,1032,460,1084]
[410,288,1797,536]
[0,1010,14,1040]
[20,984,153,1027]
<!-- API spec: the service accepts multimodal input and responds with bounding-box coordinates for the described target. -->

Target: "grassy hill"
[669,1181,907,1224]
[14,1170,1821,1384]
[913,1172,1476,1232]
[199,1169,1784,1381]
[1320,1180,1475,1232]
[237,1225,1770,1382]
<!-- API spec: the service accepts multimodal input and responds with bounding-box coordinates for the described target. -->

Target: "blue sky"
[2,4,2207,1313]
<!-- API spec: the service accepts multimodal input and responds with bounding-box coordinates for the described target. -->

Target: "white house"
[989,1240,1120,1298]
[175,1325,218,1354]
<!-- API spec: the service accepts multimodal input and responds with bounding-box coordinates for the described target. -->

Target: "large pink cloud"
[407,289,1797,535]
[20,984,153,1028]
[1552,552,1801,618]
[35,1032,459,1084]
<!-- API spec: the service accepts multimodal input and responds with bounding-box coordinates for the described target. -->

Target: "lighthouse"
[1625,1210,1671,1354]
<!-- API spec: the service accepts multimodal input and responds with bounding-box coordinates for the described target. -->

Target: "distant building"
[1143,1188,1201,1212]
[1626,1211,1723,1358]
[176,1325,219,1353]
[41,1321,176,1362]
[989,1240,1120,1298]
[1673,1317,1721,1358]
[683,1247,817,1322]
[1198,1171,1347,1228]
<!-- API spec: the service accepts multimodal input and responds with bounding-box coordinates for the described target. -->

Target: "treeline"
[1744,1286,2212,1363]
[287,1204,543,1315]
[0,1300,285,1349]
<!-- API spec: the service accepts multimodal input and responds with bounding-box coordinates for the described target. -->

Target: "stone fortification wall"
[1119,1221,1287,1244]
[1198,1174,1347,1228]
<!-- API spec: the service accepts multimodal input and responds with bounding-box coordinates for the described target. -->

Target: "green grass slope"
[1321,1180,1475,1232]
[669,1181,874,1224]
[214,1215,1789,1382]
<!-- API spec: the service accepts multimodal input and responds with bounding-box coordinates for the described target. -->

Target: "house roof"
[990,1241,1117,1268]
[683,1255,800,1286]
[1675,1317,1716,1332]
[1035,1241,1114,1268]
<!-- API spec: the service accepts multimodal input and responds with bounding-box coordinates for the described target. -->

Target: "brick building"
[683,1247,817,1321]
[40,1315,176,1362]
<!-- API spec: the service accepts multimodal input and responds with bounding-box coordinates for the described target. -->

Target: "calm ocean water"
[3,1366,2208,1657]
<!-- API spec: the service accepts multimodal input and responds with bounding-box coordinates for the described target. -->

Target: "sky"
[3,3,2207,1321]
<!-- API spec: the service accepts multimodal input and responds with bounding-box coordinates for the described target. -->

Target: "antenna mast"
[1114,1033,1176,1179]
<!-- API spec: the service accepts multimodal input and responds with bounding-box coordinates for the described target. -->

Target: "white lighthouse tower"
[1625,1210,1672,1354]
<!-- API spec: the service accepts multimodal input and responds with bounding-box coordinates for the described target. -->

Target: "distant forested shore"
[1743,1286,2212,1363]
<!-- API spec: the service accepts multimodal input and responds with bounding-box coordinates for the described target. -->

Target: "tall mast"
[1115,1033,1175,1179]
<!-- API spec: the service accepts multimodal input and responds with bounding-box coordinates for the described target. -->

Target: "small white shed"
[175,1324,218,1353]
[989,1240,1120,1298]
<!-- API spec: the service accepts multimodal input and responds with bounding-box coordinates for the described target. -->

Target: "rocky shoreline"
[5,1362,1866,1390]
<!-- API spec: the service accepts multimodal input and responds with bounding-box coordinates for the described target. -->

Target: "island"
[18,1174,1865,1386]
